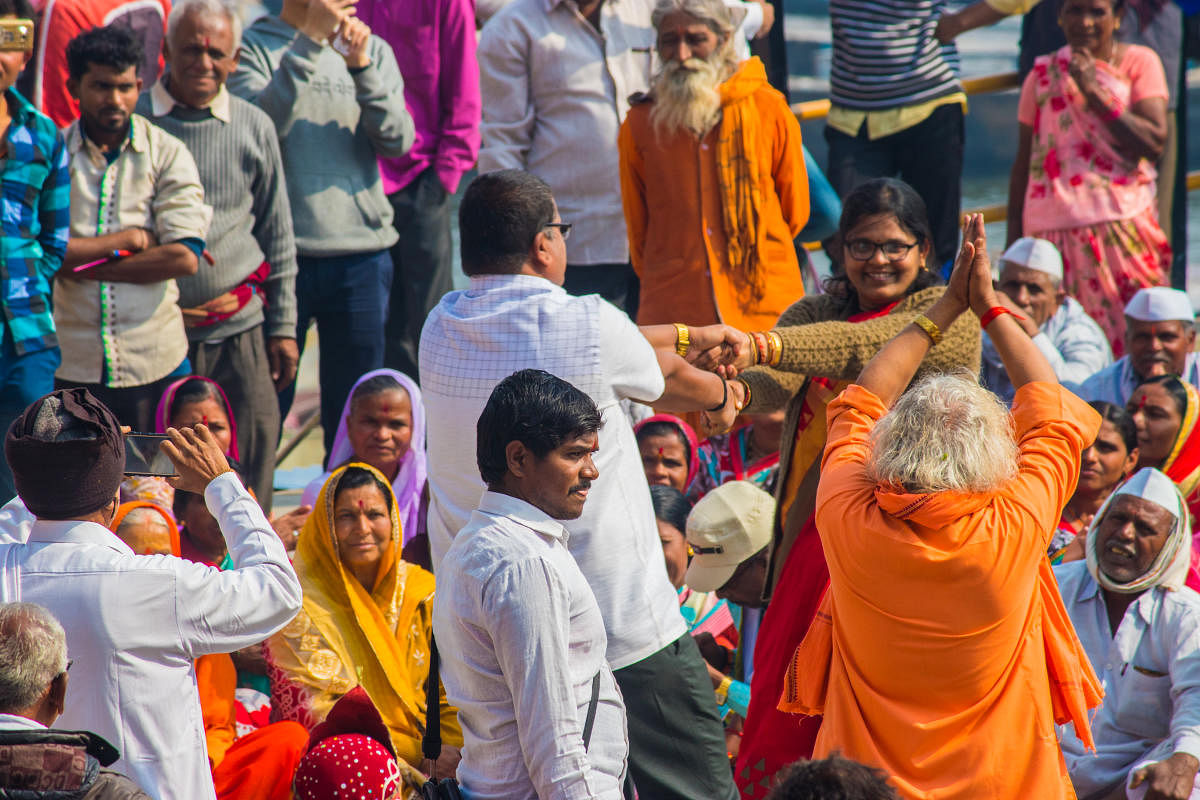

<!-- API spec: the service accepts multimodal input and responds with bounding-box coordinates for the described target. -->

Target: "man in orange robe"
[618,0,808,333]
[779,216,1104,799]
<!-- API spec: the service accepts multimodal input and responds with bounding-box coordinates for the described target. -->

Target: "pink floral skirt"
[1038,209,1171,357]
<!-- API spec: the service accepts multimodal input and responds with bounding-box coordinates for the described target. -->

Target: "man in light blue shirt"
[980,237,1110,404]
[1079,287,1199,407]
[1055,468,1200,799]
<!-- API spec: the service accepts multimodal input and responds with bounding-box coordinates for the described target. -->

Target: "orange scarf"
[716,57,769,298]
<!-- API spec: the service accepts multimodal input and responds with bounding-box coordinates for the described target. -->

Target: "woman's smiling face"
[841,214,929,311]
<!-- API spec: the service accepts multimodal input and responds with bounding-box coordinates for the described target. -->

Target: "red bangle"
[980,306,1027,329]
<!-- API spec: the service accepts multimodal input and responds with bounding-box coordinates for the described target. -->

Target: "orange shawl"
[780,382,1103,799]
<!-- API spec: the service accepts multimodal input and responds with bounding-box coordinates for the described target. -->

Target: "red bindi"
[201,414,208,425]
[357,500,364,509]
[204,36,210,48]
[381,404,390,413]
[657,447,665,457]
[1138,394,1148,410]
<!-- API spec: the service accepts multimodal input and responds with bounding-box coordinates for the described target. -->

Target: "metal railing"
[792,69,1195,234]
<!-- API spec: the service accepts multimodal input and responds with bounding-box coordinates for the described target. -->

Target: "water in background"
[783,1,1200,302]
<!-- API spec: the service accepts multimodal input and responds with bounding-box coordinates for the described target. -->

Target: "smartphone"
[124,433,177,477]
[0,20,34,52]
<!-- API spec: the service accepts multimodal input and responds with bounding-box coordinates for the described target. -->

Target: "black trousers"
[383,167,454,381]
[613,634,738,800]
[563,262,640,321]
[824,102,964,271]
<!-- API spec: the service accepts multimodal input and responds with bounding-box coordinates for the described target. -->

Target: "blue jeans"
[0,325,61,503]
[281,249,393,462]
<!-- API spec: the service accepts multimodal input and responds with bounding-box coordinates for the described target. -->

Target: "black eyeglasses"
[845,238,919,261]
[545,222,573,241]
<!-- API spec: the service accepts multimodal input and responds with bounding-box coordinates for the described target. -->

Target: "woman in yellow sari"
[267,463,462,788]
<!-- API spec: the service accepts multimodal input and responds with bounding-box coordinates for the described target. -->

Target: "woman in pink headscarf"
[634,413,700,493]
[301,369,428,565]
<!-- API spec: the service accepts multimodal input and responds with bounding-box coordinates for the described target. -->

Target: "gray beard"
[649,57,723,139]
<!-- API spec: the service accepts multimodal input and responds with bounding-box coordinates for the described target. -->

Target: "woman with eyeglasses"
[717,177,982,795]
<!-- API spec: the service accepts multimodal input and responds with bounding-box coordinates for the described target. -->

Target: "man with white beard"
[618,0,808,334]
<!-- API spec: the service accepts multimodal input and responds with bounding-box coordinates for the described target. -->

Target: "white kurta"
[2,473,302,800]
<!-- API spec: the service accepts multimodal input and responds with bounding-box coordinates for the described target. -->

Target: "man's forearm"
[64,230,140,270]
[70,243,198,283]
[857,296,963,408]
[654,352,727,412]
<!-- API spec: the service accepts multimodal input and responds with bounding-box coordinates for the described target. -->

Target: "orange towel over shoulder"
[780,382,1104,799]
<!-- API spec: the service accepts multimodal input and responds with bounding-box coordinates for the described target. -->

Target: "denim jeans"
[0,325,61,502]
[282,249,393,462]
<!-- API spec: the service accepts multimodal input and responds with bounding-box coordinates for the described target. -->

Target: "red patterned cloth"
[293,734,402,800]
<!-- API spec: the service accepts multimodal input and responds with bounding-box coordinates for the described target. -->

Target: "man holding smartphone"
[1,388,302,800]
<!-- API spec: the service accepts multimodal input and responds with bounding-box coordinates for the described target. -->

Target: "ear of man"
[505,440,532,479]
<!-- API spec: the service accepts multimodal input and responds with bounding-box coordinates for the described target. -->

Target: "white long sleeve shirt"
[1055,561,1200,797]
[419,274,686,670]
[3,473,302,800]
[433,491,628,800]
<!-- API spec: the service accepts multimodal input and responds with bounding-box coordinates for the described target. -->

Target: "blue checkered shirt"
[0,89,70,355]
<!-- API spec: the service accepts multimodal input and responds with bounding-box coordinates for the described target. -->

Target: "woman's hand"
[1067,47,1099,94]
[269,505,311,550]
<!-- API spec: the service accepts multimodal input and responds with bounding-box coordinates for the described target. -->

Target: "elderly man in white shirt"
[1055,468,1200,800]
[0,388,302,800]
[421,169,743,800]
[980,237,1111,404]
[435,368,627,800]
[1079,287,1200,407]
[477,0,767,317]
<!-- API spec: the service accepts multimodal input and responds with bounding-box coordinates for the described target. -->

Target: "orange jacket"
[619,57,809,331]
[784,382,1102,799]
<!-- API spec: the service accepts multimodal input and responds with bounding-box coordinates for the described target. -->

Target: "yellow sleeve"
[985,0,1040,14]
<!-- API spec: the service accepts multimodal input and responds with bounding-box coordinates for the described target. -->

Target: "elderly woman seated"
[779,215,1104,798]
[268,464,461,792]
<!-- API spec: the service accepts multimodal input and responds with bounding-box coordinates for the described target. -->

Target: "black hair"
[476,369,602,487]
[1089,400,1138,455]
[349,374,406,411]
[1132,374,1189,419]
[66,25,144,83]
[823,178,941,310]
[168,377,226,425]
[636,420,692,469]
[459,170,557,276]
[0,0,34,21]
[649,484,690,534]
[766,754,900,800]
[332,465,395,511]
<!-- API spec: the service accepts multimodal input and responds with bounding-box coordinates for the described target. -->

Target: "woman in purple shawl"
[301,369,428,566]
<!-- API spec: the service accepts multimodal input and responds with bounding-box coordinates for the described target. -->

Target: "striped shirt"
[829,0,962,110]
[0,88,70,356]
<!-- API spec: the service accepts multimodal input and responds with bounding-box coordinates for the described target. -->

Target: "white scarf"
[1085,468,1191,594]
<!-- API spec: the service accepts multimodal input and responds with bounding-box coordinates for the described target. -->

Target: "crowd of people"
[0,0,1197,798]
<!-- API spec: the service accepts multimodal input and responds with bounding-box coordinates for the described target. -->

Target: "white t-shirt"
[419,274,686,669]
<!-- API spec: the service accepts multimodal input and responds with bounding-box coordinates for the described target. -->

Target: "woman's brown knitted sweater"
[739,286,982,597]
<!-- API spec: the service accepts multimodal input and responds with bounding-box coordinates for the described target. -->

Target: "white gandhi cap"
[1000,237,1063,282]
[1124,287,1195,323]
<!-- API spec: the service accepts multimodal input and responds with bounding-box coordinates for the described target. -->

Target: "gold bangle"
[737,378,752,411]
[715,676,733,705]
[767,331,782,367]
[674,322,690,358]
[746,332,759,366]
[912,315,942,346]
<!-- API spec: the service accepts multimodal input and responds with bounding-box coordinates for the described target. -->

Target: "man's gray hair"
[0,603,68,714]
[167,0,243,51]
[651,0,736,37]
[866,373,1019,494]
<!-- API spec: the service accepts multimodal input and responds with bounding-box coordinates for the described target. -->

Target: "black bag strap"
[422,635,442,763]
[582,671,601,750]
